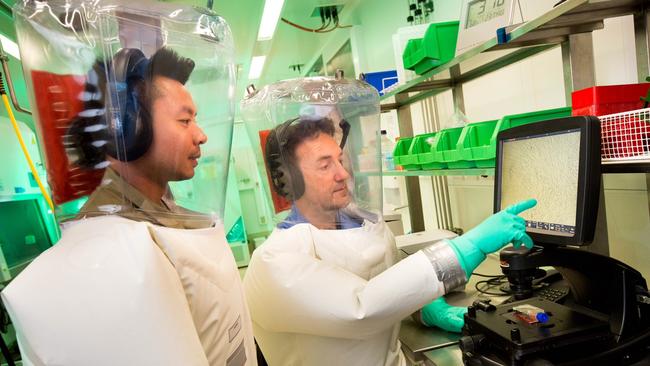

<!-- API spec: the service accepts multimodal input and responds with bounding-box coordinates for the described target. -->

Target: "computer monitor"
[494,116,601,246]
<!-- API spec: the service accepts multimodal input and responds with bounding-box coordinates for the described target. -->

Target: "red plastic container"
[572,83,650,116]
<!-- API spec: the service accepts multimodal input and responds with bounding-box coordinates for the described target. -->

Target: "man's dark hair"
[66,47,196,167]
[136,47,195,131]
[265,117,336,200]
[147,47,195,85]
[281,118,335,164]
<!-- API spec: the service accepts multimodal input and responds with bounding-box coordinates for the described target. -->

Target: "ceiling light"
[0,34,20,60]
[257,0,285,41]
[248,55,266,80]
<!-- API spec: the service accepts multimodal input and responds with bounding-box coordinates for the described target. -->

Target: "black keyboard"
[537,285,570,302]
[501,285,570,304]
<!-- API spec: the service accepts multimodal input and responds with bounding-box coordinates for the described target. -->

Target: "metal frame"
[380,44,557,112]
[395,93,425,232]
[634,2,650,219]
[564,32,596,91]
[0,47,31,115]
[634,4,649,81]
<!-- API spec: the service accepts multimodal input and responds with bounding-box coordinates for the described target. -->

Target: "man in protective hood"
[244,115,535,366]
[2,2,256,365]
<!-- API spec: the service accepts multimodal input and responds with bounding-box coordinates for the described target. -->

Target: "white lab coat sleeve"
[1,216,209,366]
[244,238,445,340]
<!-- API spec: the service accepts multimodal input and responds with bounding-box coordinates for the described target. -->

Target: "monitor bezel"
[494,116,601,247]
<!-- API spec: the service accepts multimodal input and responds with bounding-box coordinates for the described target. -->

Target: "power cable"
[281,6,352,34]
[475,275,510,297]
[281,17,333,33]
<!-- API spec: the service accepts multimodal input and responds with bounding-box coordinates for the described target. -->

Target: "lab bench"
[399,254,506,366]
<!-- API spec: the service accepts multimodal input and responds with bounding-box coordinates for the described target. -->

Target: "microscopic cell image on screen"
[500,129,580,237]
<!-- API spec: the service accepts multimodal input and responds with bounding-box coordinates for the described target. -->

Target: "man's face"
[139,76,207,182]
[294,132,351,211]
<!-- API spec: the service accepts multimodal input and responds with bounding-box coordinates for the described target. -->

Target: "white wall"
[593,16,639,85]
[462,48,567,122]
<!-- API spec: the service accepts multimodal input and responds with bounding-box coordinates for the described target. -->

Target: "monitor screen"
[494,116,601,246]
[500,129,580,237]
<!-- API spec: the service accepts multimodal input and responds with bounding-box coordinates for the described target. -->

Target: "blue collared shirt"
[277,205,363,230]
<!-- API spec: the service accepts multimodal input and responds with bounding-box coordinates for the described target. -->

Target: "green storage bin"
[433,127,474,169]
[457,119,499,168]
[487,106,572,165]
[412,132,445,169]
[498,106,572,131]
[393,137,420,170]
[403,21,460,75]
[460,107,572,168]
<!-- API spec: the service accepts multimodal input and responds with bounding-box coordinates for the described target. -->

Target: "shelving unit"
[381,0,648,110]
[357,169,493,177]
[380,0,650,233]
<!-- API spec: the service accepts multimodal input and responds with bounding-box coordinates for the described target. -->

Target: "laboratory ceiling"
[164,0,360,96]
[0,0,362,114]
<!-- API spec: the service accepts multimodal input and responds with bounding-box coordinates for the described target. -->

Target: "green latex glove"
[448,199,537,277]
[421,297,468,333]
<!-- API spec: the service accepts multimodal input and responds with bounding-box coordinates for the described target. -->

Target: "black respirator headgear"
[265,116,351,201]
[65,47,195,168]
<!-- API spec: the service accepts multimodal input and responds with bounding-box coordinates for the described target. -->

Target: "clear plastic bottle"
[380,130,395,172]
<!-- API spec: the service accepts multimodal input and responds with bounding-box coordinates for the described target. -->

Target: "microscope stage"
[463,297,611,364]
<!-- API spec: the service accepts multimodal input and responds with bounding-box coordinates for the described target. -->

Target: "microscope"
[460,116,650,365]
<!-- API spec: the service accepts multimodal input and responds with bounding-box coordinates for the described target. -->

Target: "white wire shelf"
[599,108,650,166]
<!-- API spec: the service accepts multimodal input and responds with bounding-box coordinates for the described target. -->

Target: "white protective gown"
[243,220,463,366]
[1,215,256,366]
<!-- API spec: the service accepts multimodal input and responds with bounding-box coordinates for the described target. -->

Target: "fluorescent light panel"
[257,0,285,41]
[0,34,20,60]
[248,55,266,80]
